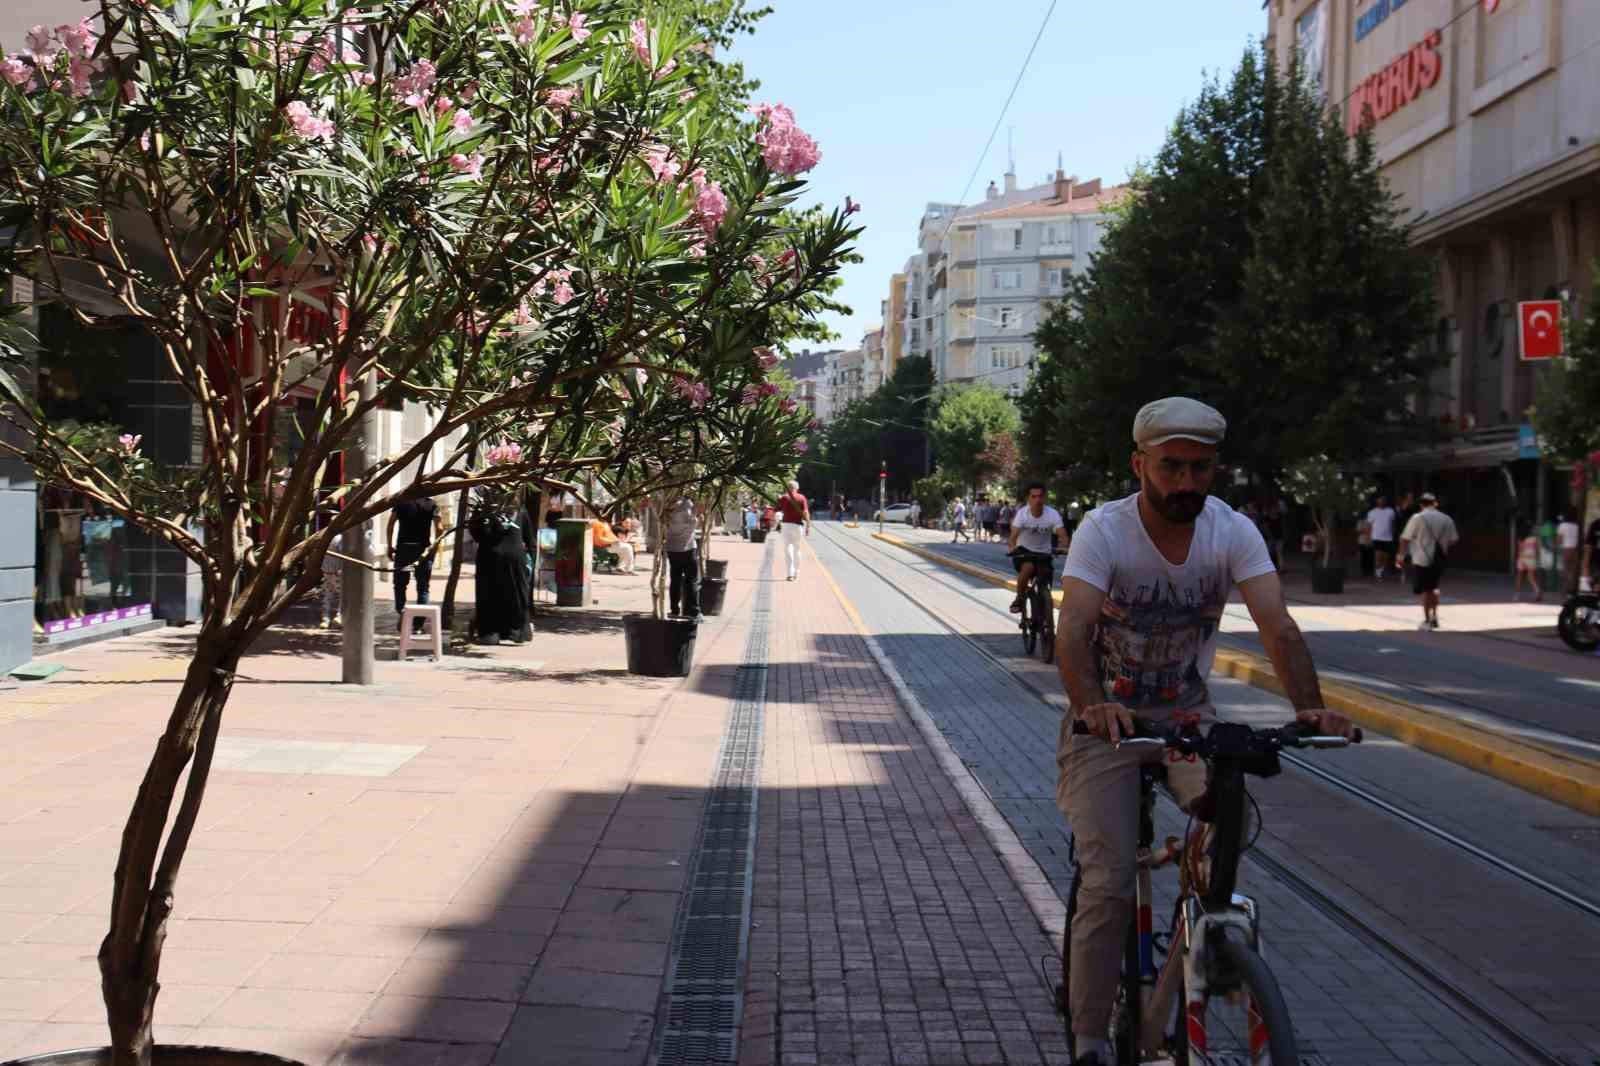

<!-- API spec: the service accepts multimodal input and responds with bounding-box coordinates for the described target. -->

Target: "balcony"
[1040,242,1075,257]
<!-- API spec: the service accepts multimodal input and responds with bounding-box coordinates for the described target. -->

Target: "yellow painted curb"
[871,531,1063,605]
[872,530,1600,818]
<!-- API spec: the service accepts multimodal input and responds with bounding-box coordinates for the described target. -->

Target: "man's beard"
[1144,478,1206,524]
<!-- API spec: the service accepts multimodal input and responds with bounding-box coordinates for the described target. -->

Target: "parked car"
[873,503,915,524]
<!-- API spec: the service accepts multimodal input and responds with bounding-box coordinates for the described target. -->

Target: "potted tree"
[1279,455,1375,594]
[0,1,852,1062]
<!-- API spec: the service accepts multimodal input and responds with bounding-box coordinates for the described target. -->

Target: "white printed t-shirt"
[1012,505,1065,554]
[1063,494,1275,717]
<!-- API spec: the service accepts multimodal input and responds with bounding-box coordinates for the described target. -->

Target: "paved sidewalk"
[0,552,754,1064]
[740,541,1070,1066]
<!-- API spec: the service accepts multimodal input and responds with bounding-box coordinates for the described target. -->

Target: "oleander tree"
[0,1,855,1061]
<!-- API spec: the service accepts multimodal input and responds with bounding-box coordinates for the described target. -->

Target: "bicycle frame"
[1133,755,1265,1061]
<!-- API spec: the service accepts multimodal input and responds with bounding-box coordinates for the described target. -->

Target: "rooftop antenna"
[1007,126,1016,174]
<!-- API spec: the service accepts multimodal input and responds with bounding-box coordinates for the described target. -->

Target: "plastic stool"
[398,605,443,662]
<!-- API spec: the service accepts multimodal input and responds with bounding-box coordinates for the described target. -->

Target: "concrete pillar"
[1488,234,1516,424]
[341,371,377,684]
[0,276,38,673]
[1439,246,1469,424]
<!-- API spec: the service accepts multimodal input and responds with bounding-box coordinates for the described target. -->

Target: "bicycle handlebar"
[1071,717,1361,750]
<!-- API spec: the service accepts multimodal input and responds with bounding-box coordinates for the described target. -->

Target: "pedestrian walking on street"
[997,498,1013,543]
[387,495,445,629]
[777,480,811,581]
[1515,520,1543,602]
[951,498,971,542]
[1356,510,1375,578]
[665,495,701,621]
[742,501,759,540]
[1399,493,1459,630]
[908,499,922,528]
[1558,513,1582,593]
[1053,396,1354,1065]
[1367,496,1399,580]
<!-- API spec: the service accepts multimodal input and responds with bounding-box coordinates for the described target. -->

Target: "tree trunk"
[99,629,239,1066]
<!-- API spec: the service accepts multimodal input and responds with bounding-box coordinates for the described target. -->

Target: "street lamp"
[878,460,887,534]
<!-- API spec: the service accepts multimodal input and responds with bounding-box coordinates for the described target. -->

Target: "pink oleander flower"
[793,440,809,453]
[551,280,575,306]
[285,100,335,142]
[117,433,141,455]
[56,19,96,59]
[514,16,538,44]
[693,179,728,236]
[393,59,437,111]
[67,55,100,98]
[754,347,779,369]
[1,57,32,88]
[25,26,59,65]
[674,377,709,408]
[450,108,474,133]
[544,86,578,112]
[568,13,592,42]
[121,78,137,103]
[740,385,761,406]
[679,87,696,103]
[686,237,707,258]
[484,441,524,466]
[751,101,822,176]
[654,59,677,81]
[845,196,861,215]
[450,151,485,180]
[759,382,780,398]
[507,0,536,15]
[807,418,820,430]
[629,19,650,64]
[747,254,766,275]
[510,300,536,327]
[644,145,679,184]
[780,397,797,413]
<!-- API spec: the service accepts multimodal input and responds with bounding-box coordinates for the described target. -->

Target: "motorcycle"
[1558,580,1600,652]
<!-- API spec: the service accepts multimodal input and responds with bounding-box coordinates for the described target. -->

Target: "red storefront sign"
[1347,30,1443,135]
[1518,301,1563,361]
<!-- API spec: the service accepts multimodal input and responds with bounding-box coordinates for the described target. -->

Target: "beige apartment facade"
[1268,0,1600,564]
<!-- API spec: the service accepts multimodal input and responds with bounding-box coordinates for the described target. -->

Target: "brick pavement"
[810,523,1578,1066]
[0,549,759,1064]
[738,538,1072,1066]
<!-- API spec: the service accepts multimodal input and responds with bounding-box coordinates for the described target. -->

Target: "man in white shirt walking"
[1399,493,1459,630]
[1366,496,1399,580]
[1557,514,1582,593]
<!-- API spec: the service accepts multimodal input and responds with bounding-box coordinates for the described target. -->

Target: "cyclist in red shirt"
[777,480,811,581]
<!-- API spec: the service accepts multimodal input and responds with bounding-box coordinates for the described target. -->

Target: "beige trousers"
[1056,712,1209,1039]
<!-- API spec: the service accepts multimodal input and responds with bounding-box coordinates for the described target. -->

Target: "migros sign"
[1346,29,1443,134]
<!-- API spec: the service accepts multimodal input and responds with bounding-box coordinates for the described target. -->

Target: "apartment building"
[882,275,907,372]
[861,327,886,394]
[831,349,868,408]
[1266,0,1600,560]
[890,168,1124,391]
[781,348,842,425]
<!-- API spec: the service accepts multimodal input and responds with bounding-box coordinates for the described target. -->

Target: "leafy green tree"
[930,382,1018,493]
[1532,267,1600,461]
[806,353,933,500]
[1022,46,1438,498]
[0,2,851,1060]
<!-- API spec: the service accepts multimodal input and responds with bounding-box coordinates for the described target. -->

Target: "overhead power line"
[939,0,1060,246]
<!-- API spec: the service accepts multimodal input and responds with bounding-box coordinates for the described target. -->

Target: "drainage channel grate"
[653,540,774,1066]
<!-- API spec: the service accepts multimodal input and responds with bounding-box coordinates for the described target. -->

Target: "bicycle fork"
[1136,849,1268,1063]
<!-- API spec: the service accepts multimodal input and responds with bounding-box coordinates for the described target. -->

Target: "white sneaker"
[1417,620,1431,631]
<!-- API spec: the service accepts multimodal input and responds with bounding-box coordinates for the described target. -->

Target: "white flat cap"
[1133,397,1226,448]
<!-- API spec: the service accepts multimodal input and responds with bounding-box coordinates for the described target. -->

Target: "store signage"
[1518,300,1564,360]
[1354,0,1413,43]
[1346,30,1442,134]
[42,604,152,636]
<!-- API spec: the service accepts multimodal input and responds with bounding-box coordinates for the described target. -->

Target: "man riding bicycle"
[1052,397,1355,1066]
[1010,481,1068,613]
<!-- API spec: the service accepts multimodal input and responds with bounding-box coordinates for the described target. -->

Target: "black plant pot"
[704,558,729,581]
[3,1048,305,1066]
[750,529,768,544]
[700,577,729,617]
[1310,564,1346,594]
[623,614,698,677]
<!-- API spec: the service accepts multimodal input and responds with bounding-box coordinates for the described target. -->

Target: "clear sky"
[729,1,1272,348]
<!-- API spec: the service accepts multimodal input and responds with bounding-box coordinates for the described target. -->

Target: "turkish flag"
[1485,0,1501,12]
[1518,301,1563,360]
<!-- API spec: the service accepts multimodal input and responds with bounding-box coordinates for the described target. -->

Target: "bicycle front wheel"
[1020,600,1037,655]
[1175,931,1298,1065]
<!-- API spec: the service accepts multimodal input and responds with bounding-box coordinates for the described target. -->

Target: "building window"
[1046,268,1063,290]
[992,269,1023,291]
[1012,228,1023,250]
[998,306,1014,330]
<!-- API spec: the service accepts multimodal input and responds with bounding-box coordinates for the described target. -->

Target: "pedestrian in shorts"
[1399,493,1458,630]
